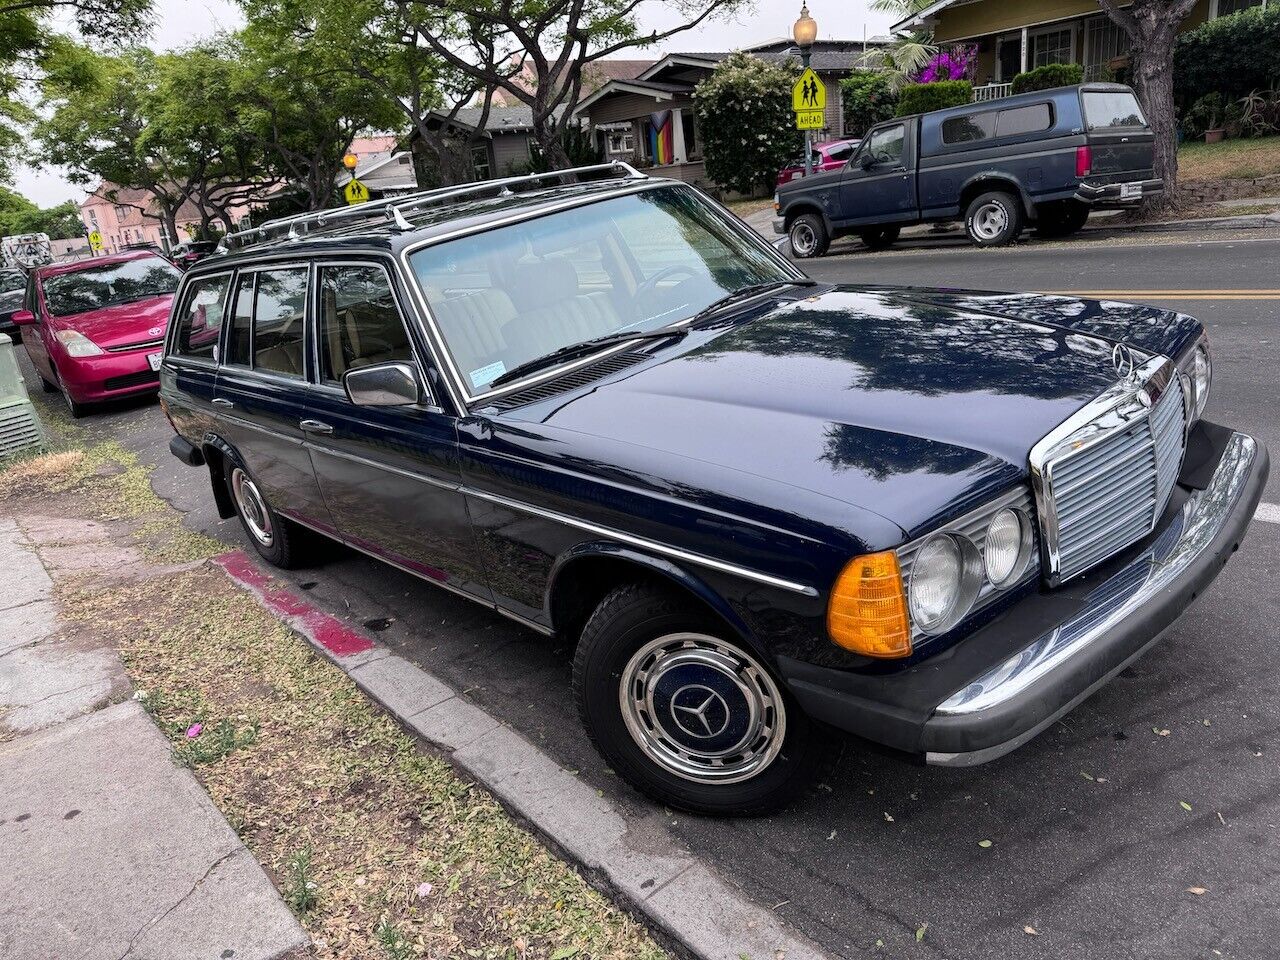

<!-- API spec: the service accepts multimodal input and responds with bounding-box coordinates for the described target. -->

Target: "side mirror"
[11,310,35,326]
[343,361,422,407]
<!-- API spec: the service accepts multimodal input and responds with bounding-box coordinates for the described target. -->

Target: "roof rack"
[220,160,647,252]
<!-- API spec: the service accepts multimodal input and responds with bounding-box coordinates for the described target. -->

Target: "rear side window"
[942,112,995,144]
[252,268,308,378]
[1082,91,1146,130]
[318,265,413,384]
[226,274,254,366]
[996,103,1053,137]
[174,275,230,361]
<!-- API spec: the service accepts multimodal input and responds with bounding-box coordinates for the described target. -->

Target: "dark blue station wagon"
[161,164,1267,815]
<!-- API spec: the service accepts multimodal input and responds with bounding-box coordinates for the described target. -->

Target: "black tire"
[964,190,1023,247]
[1033,200,1090,239]
[858,225,901,250]
[788,212,829,259]
[40,374,57,394]
[573,582,833,816]
[223,459,303,568]
[53,369,89,418]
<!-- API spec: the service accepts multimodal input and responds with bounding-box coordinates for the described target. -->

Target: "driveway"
[22,231,1280,960]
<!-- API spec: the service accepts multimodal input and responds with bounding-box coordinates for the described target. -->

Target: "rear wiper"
[688,278,816,324]
[488,324,688,389]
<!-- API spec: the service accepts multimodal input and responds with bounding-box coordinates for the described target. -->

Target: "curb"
[213,550,834,960]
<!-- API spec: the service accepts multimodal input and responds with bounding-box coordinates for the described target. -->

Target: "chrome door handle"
[299,419,333,434]
[212,397,234,407]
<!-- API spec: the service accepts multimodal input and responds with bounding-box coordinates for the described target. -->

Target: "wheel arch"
[546,542,759,652]
[958,174,1035,218]
[782,201,831,233]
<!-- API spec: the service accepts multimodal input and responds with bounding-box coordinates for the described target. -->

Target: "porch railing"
[972,82,1013,103]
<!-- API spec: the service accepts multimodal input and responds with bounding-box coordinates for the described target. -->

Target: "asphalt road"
[21,229,1280,960]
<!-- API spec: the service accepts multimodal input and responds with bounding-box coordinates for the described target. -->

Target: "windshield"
[407,186,791,394]
[41,257,181,317]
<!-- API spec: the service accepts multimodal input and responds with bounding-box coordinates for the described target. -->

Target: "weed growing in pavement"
[284,845,318,915]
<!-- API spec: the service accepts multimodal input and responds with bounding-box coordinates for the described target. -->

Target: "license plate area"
[1120,182,1142,199]
[147,352,162,372]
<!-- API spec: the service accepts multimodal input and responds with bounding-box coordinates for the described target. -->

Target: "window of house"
[996,103,1053,136]
[1214,0,1264,16]
[251,268,309,377]
[471,145,491,180]
[114,204,129,221]
[942,112,995,144]
[1030,27,1073,68]
[608,132,626,153]
[318,265,413,384]
[174,274,231,361]
[87,209,98,226]
[623,133,635,152]
[681,111,698,159]
[1083,16,1129,79]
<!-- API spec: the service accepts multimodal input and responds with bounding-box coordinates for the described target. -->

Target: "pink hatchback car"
[13,251,181,417]
[775,138,860,187]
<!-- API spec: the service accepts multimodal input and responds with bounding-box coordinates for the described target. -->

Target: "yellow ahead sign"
[795,109,825,130]
[344,178,370,205]
[792,68,826,113]
[88,230,103,252]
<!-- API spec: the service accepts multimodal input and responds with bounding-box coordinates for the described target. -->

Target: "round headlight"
[909,533,980,634]
[1191,342,1211,419]
[984,508,1031,587]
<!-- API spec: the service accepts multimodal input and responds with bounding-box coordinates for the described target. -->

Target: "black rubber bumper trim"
[169,434,205,467]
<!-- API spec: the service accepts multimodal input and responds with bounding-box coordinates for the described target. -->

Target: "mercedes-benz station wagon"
[159,163,1267,815]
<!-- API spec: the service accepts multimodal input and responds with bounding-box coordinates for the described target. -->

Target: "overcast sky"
[14,0,894,208]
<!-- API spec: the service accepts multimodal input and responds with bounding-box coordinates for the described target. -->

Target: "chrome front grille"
[1032,357,1187,585]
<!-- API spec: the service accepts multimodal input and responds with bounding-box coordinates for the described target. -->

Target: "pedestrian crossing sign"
[792,68,826,113]
[795,109,825,130]
[344,178,370,205]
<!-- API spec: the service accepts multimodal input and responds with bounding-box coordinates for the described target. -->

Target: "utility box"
[0,333,44,459]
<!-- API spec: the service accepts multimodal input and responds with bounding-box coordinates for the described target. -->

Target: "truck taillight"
[1075,145,1092,178]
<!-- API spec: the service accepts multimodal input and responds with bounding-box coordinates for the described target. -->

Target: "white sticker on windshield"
[469,360,506,389]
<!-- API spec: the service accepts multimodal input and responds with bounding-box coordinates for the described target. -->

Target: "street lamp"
[342,152,359,171]
[793,4,818,177]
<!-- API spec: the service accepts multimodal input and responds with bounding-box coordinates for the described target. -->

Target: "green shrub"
[1180,91,1225,139]
[840,71,896,136]
[1010,63,1084,94]
[694,51,803,195]
[895,80,973,116]
[1174,5,1280,110]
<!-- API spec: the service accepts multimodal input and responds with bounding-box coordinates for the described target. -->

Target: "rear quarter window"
[941,112,995,144]
[996,103,1053,137]
[1082,91,1146,130]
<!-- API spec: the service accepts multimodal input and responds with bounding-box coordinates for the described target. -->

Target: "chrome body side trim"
[933,431,1257,721]
[464,486,819,597]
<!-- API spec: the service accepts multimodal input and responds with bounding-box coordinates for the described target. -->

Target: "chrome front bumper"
[925,430,1265,766]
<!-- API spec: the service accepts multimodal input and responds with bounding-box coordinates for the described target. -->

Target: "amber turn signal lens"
[827,551,912,658]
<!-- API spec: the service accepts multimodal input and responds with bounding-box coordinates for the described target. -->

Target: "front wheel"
[788,213,829,259]
[964,190,1023,247]
[859,225,901,250]
[573,583,831,815]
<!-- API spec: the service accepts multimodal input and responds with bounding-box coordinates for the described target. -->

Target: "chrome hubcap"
[231,468,273,547]
[619,633,786,785]
[791,222,815,255]
[973,201,1009,240]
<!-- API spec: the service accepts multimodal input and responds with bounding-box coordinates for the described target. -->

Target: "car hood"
[507,286,1137,540]
[51,295,173,349]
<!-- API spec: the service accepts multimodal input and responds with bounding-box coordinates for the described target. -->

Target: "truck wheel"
[1033,201,1090,239]
[788,213,829,259]
[964,191,1023,247]
[859,226,901,250]
[573,582,832,816]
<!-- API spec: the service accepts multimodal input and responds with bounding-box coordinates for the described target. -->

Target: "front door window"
[317,264,414,385]
[865,124,905,167]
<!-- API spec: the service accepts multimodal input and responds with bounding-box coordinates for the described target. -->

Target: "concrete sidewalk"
[0,517,307,960]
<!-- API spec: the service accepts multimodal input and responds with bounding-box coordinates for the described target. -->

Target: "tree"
[694,51,802,196]
[0,0,152,181]
[0,188,84,239]
[400,0,749,169]
[871,0,936,91]
[1097,0,1200,212]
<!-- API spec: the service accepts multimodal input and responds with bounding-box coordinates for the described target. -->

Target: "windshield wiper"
[489,325,688,389]
[689,278,816,324]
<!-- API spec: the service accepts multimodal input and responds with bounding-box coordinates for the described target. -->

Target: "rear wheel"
[964,190,1023,247]
[226,463,303,568]
[1033,200,1090,238]
[859,225,901,250]
[788,213,829,259]
[573,583,831,815]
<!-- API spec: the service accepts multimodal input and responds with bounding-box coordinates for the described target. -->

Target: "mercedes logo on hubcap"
[669,684,730,739]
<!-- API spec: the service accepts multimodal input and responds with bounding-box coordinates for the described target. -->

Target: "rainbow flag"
[649,111,673,165]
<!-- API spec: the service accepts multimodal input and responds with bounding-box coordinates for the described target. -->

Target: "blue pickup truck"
[774,83,1161,255]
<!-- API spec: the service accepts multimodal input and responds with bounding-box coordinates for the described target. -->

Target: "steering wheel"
[634,265,701,299]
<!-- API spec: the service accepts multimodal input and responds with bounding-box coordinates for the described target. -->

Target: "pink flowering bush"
[914,45,978,84]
